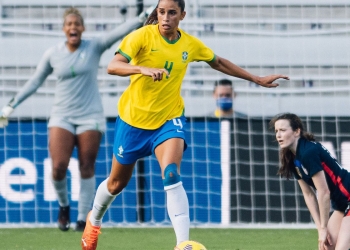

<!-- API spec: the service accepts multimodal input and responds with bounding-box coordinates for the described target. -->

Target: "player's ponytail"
[270,113,315,179]
[144,5,158,25]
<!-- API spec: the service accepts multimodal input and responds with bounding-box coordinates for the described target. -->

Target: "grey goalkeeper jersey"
[12,19,141,119]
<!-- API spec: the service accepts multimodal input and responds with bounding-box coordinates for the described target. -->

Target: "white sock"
[165,182,190,245]
[90,178,118,227]
[77,176,96,221]
[52,177,69,207]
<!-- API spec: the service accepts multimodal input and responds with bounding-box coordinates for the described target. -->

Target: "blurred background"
[1,0,350,117]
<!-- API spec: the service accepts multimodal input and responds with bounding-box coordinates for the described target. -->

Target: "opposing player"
[0,7,147,231]
[81,0,289,249]
[270,113,350,250]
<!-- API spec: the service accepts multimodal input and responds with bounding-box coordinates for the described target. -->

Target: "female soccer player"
[81,0,289,249]
[270,113,350,250]
[0,7,146,232]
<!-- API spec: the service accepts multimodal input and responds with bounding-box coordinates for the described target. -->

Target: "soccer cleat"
[81,211,101,250]
[75,220,86,232]
[58,206,70,231]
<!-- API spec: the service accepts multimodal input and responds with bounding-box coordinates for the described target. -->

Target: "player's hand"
[0,105,14,128]
[318,228,332,250]
[255,74,289,88]
[140,67,170,82]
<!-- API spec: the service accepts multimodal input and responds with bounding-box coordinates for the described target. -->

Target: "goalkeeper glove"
[0,105,14,128]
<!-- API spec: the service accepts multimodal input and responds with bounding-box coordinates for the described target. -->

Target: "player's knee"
[51,165,67,180]
[79,163,95,178]
[163,163,181,187]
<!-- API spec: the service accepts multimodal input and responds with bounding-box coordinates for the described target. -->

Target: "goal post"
[220,120,231,225]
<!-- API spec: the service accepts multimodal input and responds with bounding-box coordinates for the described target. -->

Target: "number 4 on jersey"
[164,61,173,79]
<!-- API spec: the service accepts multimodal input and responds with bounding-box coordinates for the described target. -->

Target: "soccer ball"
[174,240,207,250]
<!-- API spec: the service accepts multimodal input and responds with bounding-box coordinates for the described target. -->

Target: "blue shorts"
[113,116,187,165]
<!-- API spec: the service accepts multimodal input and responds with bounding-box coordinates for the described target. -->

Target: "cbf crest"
[79,51,86,60]
[182,51,188,63]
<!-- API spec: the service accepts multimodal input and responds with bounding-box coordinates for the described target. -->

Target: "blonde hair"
[63,7,84,26]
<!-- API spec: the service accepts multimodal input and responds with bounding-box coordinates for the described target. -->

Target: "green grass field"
[1,228,318,250]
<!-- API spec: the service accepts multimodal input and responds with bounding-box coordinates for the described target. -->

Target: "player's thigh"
[107,155,136,194]
[154,138,184,177]
[335,216,350,250]
[76,130,102,164]
[49,127,75,167]
[327,210,343,248]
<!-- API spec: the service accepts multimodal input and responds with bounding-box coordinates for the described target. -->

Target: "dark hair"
[144,0,185,25]
[269,113,316,179]
[63,7,84,26]
[214,79,232,92]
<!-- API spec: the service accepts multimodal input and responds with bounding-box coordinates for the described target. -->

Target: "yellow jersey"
[116,24,215,129]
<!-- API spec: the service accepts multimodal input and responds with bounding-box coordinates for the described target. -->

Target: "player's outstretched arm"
[99,18,143,50]
[0,50,52,128]
[100,6,156,50]
[208,55,289,88]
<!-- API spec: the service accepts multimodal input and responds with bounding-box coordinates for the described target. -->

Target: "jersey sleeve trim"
[116,49,132,63]
[209,54,217,63]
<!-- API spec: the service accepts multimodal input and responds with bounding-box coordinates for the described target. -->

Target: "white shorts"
[48,115,106,135]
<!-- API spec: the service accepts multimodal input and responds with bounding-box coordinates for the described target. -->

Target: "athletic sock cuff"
[164,181,182,191]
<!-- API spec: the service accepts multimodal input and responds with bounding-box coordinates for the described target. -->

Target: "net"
[1,0,350,228]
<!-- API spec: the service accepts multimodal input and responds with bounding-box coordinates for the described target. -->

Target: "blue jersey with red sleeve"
[293,137,350,210]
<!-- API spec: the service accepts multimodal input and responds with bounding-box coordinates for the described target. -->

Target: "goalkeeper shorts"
[48,115,106,135]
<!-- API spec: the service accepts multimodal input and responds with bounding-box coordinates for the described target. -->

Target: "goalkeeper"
[270,113,350,250]
[81,0,289,249]
[0,7,147,232]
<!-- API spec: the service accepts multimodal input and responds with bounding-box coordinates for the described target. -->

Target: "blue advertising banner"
[0,118,221,225]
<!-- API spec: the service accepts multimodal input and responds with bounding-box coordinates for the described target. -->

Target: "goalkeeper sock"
[165,182,190,245]
[52,177,69,207]
[77,176,96,221]
[90,178,118,227]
